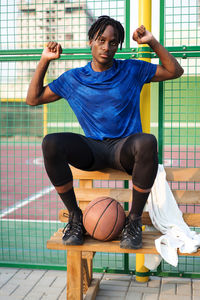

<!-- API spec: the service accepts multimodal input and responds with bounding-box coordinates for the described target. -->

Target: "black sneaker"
[62,211,85,245]
[120,216,142,249]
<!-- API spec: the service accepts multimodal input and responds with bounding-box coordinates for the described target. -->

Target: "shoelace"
[62,222,71,234]
[124,219,141,235]
[70,222,83,236]
[63,221,83,236]
[62,212,73,234]
[63,212,71,220]
[62,211,83,235]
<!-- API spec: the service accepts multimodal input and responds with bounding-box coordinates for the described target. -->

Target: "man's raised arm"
[133,25,184,82]
[26,42,62,106]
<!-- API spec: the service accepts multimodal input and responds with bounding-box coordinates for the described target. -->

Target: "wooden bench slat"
[58,209,200,227]
[47,231,200,256]
[71,166,200,182]
[71,166,131,180]
[173,190,200,204]
[166,167,200,182]
[74,188,200,205]
[74,187,132,203]
[181,213,200,227]
[47,231,160,254]
[59,210,151,223]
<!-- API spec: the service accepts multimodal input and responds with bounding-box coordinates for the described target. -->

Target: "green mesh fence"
[159,0,200,276]
[1,0,200,277]
[0,0,130,271]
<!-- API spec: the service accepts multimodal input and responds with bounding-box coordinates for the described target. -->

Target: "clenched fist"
[41,42,63,61]
[132,25,154,45]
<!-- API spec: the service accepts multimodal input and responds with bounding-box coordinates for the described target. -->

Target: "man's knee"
[42,133,62,158]
[134,133,157,153]
[125,133,157,152]
[119,133,157,173]
[128,133,157,164]
[130,134,158,189]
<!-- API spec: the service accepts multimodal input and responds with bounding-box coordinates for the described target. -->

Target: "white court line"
[47,122,80,128]
[0,186,55,219]
[1,218,60,223]
[47,122,200,128]
[151,122,200,128]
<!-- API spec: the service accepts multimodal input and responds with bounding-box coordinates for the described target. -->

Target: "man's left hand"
[132,25,154,45]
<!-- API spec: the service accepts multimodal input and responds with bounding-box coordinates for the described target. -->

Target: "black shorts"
[76,134,129,172]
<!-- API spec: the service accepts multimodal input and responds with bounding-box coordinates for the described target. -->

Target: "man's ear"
[89,39,93,48]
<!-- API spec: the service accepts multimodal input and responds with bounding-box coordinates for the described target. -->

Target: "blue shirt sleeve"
[140,60,157,83]
[137,59,157,83]
[128,59,157,84]
[48,71,73,99]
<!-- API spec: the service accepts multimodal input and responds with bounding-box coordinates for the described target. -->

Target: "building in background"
[17,0,94,49]
[16,0,94,82]
[0,0,95,136]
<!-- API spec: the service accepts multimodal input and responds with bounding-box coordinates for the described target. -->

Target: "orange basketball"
[83,197,126,241]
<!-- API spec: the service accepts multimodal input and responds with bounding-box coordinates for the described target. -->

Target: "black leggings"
[42,132,158,190]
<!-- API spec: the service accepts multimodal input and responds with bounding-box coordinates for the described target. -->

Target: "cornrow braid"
[88,15,125,50]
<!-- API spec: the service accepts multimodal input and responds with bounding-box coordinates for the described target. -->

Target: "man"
[26,16,184,249]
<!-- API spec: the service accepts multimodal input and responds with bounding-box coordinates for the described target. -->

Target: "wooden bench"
[47,167,200,300]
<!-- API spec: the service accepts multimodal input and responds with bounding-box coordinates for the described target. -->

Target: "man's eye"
[100,39,105,43]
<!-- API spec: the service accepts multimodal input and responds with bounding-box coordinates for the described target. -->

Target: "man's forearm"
[26,58,50,106]
[148,38,184,79]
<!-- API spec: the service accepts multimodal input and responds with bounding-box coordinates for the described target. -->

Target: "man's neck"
[91,60,113,72]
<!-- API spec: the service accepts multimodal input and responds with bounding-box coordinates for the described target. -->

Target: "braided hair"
[88,15,125,50]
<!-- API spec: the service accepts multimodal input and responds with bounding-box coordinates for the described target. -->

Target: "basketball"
[83,197,126,241]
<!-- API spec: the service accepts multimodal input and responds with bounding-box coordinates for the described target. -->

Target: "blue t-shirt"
[49,59,157,140]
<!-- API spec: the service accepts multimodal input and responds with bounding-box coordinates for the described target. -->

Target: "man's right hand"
[26,41,62,106]
[42,42,62,61]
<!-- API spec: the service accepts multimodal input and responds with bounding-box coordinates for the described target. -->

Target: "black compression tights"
[42,132,95,219]
[119,133,158,190]
[42,132,158,219]
[42,133,94,187]
[119,133,158,219]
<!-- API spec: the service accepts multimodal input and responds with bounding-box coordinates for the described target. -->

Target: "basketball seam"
[104,202,119,241]
[83,198,111,224]
[91,199,115,238]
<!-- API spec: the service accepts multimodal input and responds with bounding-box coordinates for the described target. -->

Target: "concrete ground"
[0,267,200,300]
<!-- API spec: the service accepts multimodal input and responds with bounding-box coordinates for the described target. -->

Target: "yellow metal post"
[43,74,48,136]
[139,0,152,133]
[136,252,149,282]
[43,104,48,136]
[135,0,152,282]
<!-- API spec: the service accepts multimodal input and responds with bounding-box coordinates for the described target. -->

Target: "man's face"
[89,25,119,68]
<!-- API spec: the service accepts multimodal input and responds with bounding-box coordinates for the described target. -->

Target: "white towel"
[145,164,200,268]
